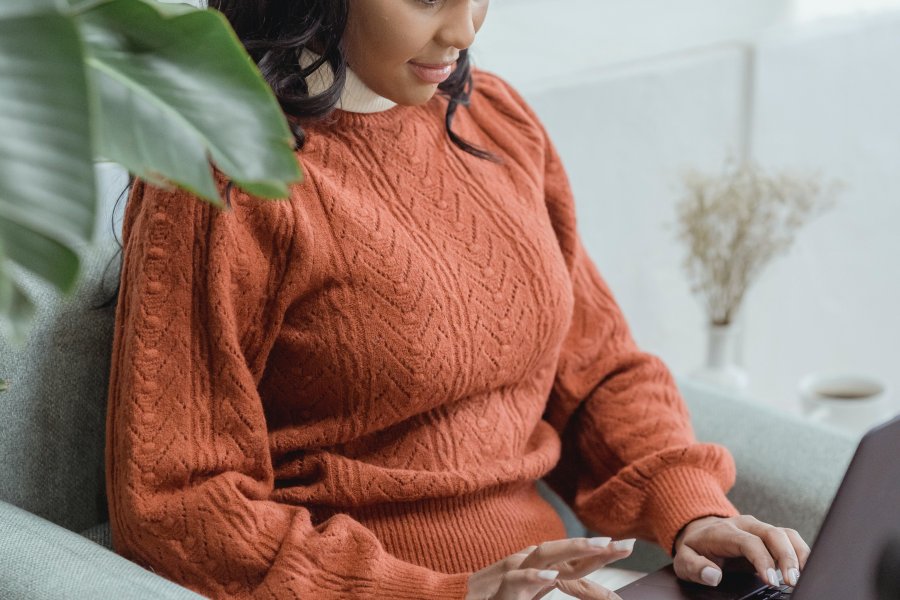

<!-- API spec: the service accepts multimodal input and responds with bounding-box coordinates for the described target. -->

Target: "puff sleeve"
[518,101,742,556]
[105,176,471,599]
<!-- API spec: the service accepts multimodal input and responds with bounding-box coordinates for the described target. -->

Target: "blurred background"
[467,0,900,426]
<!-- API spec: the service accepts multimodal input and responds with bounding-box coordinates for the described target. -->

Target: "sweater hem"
[317,479,570,574]
[374,561,471,600]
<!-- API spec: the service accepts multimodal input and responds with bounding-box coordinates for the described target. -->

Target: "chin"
[392,87,439,107]
[391,71,442,106]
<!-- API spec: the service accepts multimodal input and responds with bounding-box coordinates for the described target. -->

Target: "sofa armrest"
[0,500,207,600]
[679,377,856,539]
[541,376,858,573]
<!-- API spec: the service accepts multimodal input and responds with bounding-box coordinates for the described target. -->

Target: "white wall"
[473,0,788,94]
[788,0,900,21]
[474,6,900,416]
[522,47,750,383]
[744,13,900,414]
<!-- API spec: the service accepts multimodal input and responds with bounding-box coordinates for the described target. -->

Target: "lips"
[409,59,458,69]
[408,59,457,84]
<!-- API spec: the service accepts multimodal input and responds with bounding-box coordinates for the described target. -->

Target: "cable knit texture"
[105,67,740,600]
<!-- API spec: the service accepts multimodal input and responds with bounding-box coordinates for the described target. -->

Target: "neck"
[299,48,398,114]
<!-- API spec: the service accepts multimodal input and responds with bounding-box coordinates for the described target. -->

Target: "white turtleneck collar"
[299,48,398,114]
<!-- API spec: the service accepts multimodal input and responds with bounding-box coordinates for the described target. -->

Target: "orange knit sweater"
[105,67,739,600]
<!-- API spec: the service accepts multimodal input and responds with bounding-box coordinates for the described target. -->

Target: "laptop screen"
[793,416,900,600]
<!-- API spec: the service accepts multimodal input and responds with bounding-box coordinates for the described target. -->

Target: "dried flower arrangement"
[670,156,844,327]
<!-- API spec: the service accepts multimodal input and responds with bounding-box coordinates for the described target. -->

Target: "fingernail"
[767,568,779,587]
[588,536,612,547]
[788,568,800,586]
[701,566,722,586]
[537,569,559,581]
[612,538,636,551]
[524,545,538,553]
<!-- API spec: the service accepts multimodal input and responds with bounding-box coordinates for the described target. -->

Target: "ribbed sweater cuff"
[644,467,740,558]
[374,556,471,599]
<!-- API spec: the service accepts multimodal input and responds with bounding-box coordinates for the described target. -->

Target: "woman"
[104,0,810,598]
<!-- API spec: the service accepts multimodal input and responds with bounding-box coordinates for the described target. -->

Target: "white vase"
[690,320,750,395]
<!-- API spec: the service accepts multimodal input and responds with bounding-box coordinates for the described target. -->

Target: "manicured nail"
[788,568,800,586]
[612,538,636,551]
[701,566,722,586]
[537,569,559,581]
[767,568,779,587]
[588,536,612,547]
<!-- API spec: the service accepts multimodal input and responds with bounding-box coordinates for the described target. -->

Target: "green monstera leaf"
[78,0,302,205]
[0,0,302,343]
[0,0,94,342]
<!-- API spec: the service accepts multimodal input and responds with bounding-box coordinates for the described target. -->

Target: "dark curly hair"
[95,0,499,310]
[209,0,499,166]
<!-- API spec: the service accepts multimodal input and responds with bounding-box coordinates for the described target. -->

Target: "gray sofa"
[0,239,858,599]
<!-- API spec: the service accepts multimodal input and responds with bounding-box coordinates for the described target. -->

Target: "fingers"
[552,540,636,580]
[530,584,556,600]
[517,537,621,571]
[785,528,812,571]
[737,529,783,586]
[738,516,802,586]
[553,577,624,600]
[685,516,811,588]
[686,520,779,586]
[673,544,723,587]
[706,525,772,571]
[493,568,557,599]
[529,576,624,600]
[495,546,540,574]
[484,539,635,599]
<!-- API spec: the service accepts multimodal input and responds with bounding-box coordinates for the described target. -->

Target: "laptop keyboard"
[744,584,794,599]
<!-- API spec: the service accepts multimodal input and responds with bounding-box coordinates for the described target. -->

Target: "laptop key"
[744,585,793,599]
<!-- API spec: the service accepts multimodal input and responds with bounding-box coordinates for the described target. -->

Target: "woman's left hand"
[672,515,811,589]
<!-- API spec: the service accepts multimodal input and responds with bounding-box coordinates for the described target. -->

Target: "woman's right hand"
[464,536,636,600]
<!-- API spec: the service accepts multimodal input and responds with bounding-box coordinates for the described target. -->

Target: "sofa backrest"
[0,240,121,533]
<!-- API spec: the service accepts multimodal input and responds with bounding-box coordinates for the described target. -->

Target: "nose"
[435,0,477,50]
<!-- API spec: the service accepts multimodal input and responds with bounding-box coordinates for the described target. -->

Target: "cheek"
[348,8,427,66]
[473,1,490,33]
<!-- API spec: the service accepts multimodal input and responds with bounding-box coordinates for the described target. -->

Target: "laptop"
[617,414,900,600]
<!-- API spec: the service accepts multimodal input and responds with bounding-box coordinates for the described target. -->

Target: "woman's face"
[342,0,490,105]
